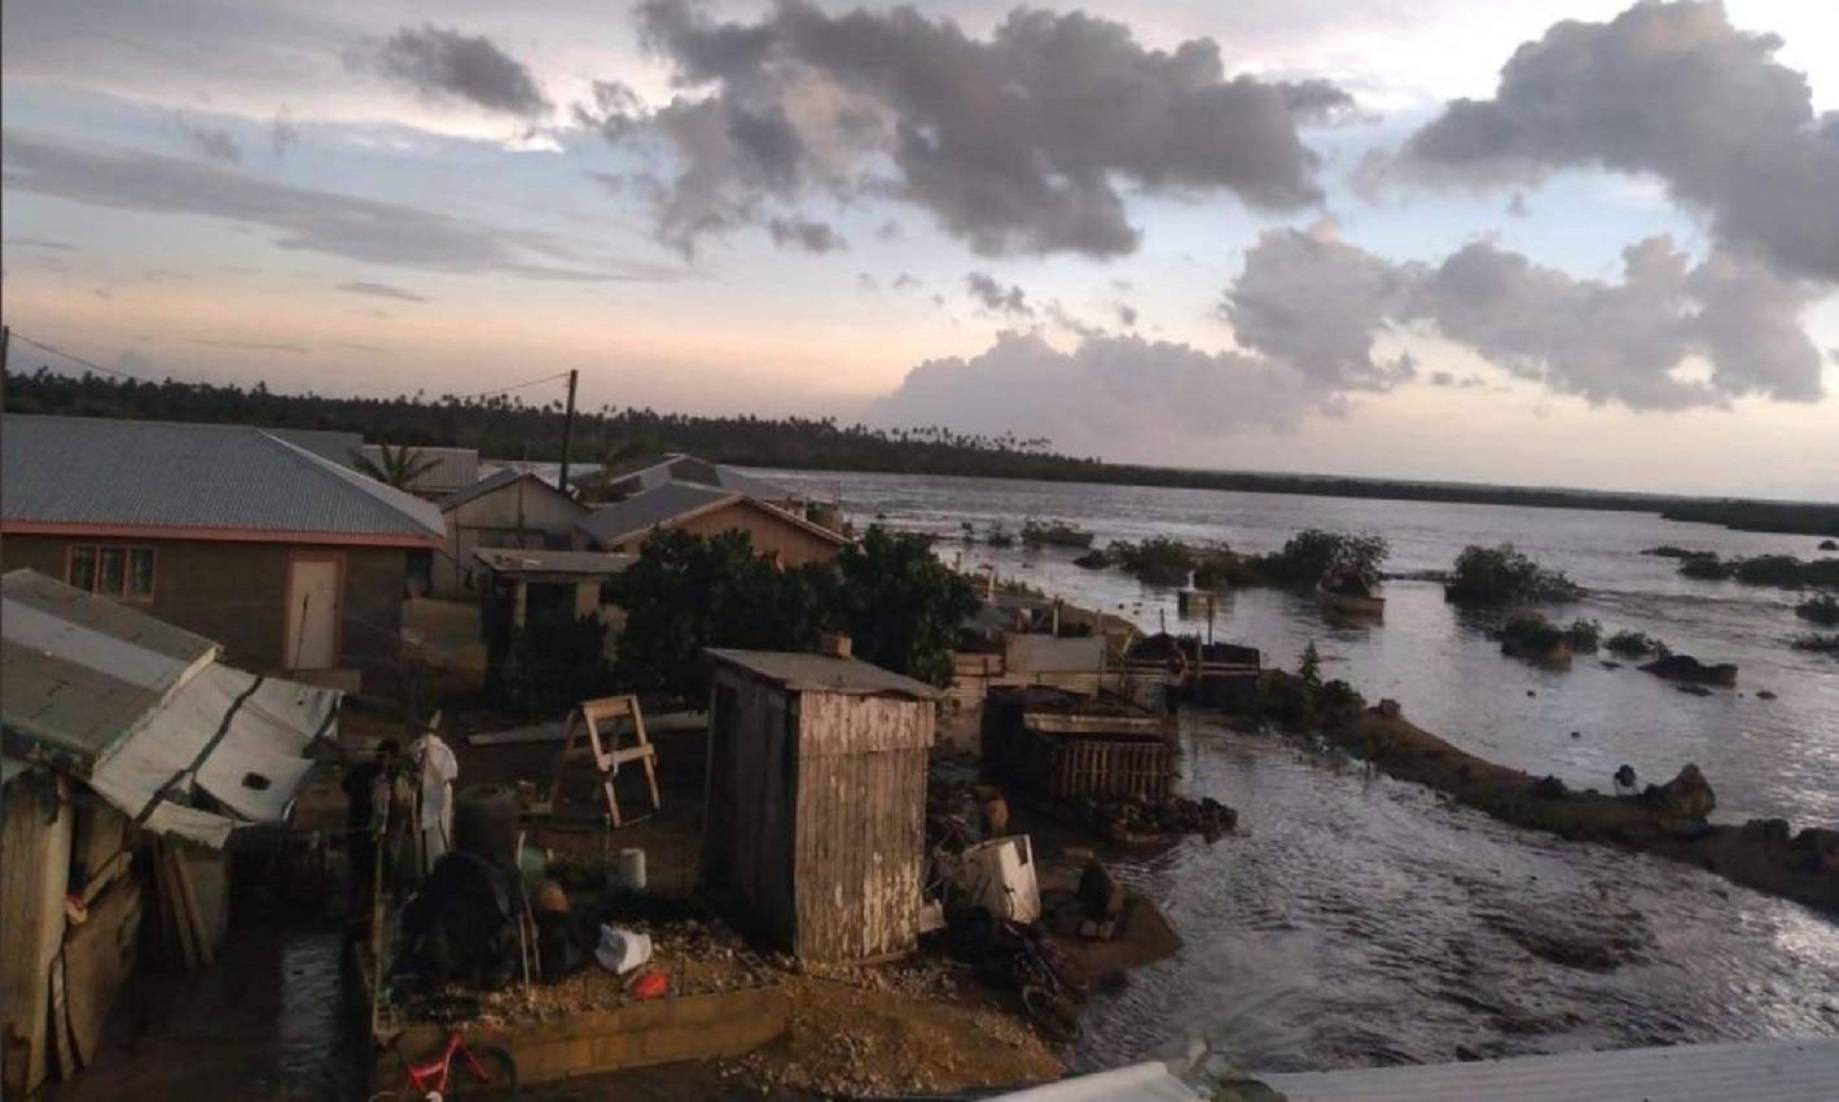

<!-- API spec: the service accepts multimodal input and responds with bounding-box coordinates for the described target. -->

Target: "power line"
[7,331,143,381]
[445,372,572,403]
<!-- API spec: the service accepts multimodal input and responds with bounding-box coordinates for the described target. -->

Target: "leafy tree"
[1445,544,1579,605]
[1250,530,1388,588]
[498,609,613,716]
[1298,641,1322,688]
[834,526,979,687]
[352,443,441,489]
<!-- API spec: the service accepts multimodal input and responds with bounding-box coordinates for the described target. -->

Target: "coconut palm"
[353,443,441,490]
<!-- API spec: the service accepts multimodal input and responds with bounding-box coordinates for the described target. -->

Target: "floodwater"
[761,468,1839,1072]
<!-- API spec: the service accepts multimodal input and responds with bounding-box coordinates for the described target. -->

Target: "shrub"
[1445,545,1580,605]
[1108,537,1200,586]
[1496,613,1570,663]
[499,609,613,717]
[1606,630,1668,658]
[1566,619,1603,652]
[1679,556,1733,580]
[1795,593,1839,626]
[1193,549,1262,589]
[1020,519,1094,549]
[985,523,1015,548]
[1791,633,1839,654]
[1679,554,1839,588]
[1732,555,1806,587]
[1249,530,1388,588]
[1642,545,1715,560]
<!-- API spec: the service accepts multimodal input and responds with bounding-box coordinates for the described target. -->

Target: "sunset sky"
[4,1,1836,498]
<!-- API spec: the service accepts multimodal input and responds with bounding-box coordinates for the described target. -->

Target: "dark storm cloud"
[338,280,429,303]
[1397,1,1839,281]
[766,216,845,253]
[590,1,1344,257]
[174,116,243,165]
[1115,303,1139,328]
[965,272,1032,317]
[0,131,677,283]
[1224,228,1825,410]
[359,25,552,118]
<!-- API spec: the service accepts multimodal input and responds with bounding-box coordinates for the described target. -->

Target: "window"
[67,544,156,599]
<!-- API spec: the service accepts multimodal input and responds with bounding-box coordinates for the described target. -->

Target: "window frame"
[65,543,158,602]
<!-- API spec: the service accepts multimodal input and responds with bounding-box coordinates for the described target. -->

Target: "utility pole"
[557,369,579,495]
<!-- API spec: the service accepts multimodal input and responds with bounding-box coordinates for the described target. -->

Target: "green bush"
[1565,619,1603,652]
[1791,633,1839,654]
[1678,554,1839,588]
[1496,613,1570,662]
[499,609,613,717]
[1680,556,1734,580]
[1020,519,1094,549]
[1108,537,1200,586]
[1248,530,1389,588]
[1445,545,1580,605]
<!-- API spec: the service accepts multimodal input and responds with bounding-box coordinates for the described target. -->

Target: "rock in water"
[1643,764,1715,821]
[1640,653,1738,687]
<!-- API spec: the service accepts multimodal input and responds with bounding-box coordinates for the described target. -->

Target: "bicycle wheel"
[1020,985,1082,1044]
[450,1045,518,1099]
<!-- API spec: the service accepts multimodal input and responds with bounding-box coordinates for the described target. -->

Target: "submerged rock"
[1640,653,1738,687]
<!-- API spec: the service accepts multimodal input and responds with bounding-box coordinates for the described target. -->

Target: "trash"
[628,968,669,1000]
[594,924,653,976]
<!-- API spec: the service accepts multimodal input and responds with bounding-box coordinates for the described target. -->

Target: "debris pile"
[1066,792,1237,843]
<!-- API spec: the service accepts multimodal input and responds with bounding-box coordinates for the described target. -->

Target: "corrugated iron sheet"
[1256,1038,1839,1102]
[707,648,941,700]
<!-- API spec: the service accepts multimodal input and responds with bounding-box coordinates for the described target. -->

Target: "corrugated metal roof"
[707,648,941,699]
[1,414,443,542]
[1254,1038,1839,1102]
[266,427,365,466]
[473,548,636,576]
[357,443,478,492]
[597,453,789,501]
[439,466,526,511]
[576,482,738,546]
[1,570,338,846]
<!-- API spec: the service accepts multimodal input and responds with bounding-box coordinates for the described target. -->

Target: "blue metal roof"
[2,414,443,542]
[575,481,738,546]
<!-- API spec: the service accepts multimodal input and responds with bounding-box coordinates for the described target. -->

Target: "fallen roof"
[706,648,941,699]
[1,570,338,847]
[473,548,635,577]
[1,414,444,546]
[577,482,848,549]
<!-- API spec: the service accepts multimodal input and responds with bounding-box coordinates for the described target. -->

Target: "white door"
[286,558,340,669]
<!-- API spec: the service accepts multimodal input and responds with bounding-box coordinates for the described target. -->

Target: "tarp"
[88,664,338,846]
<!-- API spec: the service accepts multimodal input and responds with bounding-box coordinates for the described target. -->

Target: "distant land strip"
[5,367,1836,537]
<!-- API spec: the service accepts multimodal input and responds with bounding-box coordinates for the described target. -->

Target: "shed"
[982,686,1177,802]
[702,647,939,963]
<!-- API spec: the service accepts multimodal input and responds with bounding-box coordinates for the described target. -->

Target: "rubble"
[1064,792,1238,843]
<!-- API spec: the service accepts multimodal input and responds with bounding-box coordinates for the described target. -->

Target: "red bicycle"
[375,997,518,1101]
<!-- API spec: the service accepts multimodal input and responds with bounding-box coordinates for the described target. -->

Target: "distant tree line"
[5,367,1835,536]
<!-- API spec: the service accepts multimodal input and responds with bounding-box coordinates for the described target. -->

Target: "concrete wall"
[2,536,408,678]
[613,500,841,567]
[437,477,585,598]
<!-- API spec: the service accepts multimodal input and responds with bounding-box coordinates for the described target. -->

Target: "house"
[587,452,793,507]
[355,444,480,500]
[577,483,849,567]
[702,645,938,963]
[1,570,338,1095]
[434,468,588,598]
[0,414,445,687]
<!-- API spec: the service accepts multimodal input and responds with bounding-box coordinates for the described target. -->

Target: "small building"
[0,414,445,687]
[355,444,480,500]
[577,483,849,567]
[702,647,939,963]
[473,548,634,676]
[434,469,589,598]
[1,570,337,1095]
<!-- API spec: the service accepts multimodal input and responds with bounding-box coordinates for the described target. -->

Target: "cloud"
[192,338,310,354]
[869,332,1314,450]
[892,272,921,291]
[3,237,77,251]
[1395,1,1839,281]
[966,272,1032,317]
[766,216,845,253]
[1224,228,1825,410]
[338,280,429,302]
[272,109,300,157]
[588,1,1345,257]
[1116,303,1139,327]
[358,25,551,118]
[1,131,679,282]
[175,116,243,164]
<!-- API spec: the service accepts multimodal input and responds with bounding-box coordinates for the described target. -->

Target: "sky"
[3,0,1836,499]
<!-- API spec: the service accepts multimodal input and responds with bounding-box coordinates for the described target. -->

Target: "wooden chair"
[547,695,661,827]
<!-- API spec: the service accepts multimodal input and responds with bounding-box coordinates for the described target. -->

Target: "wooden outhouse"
[702,646,939,963]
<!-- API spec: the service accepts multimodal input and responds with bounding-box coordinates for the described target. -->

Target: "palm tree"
[353,443,441,490]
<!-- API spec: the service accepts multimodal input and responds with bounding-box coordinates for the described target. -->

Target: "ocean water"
[763,468,1839,1072]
